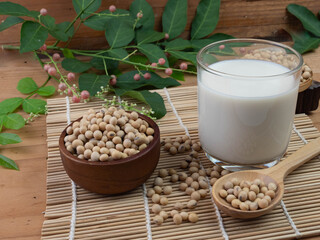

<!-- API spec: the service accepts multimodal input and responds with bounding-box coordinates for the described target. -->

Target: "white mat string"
[293,124,308,144]
[164,87,229,240]
[281,123,309,238]
[142,184,153,240]
[163,87,190,137]
[66,96,77,240]
[118,95,153,240]
[280,200,302,238]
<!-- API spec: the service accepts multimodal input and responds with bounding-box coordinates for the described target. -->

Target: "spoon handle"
[266,137,320,181]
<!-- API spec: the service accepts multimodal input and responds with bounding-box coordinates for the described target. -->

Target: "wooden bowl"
[59,113,160,195]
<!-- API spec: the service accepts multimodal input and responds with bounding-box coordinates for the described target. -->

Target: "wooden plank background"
[0,0,320,49]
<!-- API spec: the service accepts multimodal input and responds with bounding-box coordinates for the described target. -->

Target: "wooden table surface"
[0,48,319,240]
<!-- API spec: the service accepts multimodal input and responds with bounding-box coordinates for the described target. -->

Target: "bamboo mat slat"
[42,86,320,240]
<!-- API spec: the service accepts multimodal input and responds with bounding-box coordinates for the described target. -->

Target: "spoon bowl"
[212,171,284,219]
[212,137,320,219]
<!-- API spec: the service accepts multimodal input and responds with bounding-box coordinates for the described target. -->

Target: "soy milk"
[198,59,299,165]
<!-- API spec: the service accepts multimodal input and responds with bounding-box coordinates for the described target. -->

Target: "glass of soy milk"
[197,39,303,171]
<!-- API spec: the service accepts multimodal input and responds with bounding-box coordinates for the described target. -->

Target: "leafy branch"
[0,0,230,170]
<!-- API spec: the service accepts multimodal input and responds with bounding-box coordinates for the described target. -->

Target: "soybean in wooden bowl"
[59,109,160,195]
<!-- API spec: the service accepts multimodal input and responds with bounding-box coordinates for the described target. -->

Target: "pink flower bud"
[134,74,141,81]
[67,72,75,81]
[40,8,48,16]
[144,72,151,79]
[43,64,50,72]
[72,95,81,103]
[52,53,60,61]
[179,62,188,70]
[151,62,157,68]
[165,68,173,76]
[67,88,73,96]
[158,58,166,65]
[109,76,117,86]
[39,44,47,51]
[137,12,143,18]
[67,87,76,96]
[109,5,116,12]
[48,67,57,76]
[80,90,90,100]
[219,44,225,50]
[58,83,67,91]
[164,33,169,40]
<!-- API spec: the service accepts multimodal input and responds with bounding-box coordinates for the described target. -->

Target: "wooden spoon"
[212,137,320,219]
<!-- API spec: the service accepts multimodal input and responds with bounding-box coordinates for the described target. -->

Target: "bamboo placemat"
[42,86,320,240]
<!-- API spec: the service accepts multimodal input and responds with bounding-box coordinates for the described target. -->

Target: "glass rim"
[196,38,304,79]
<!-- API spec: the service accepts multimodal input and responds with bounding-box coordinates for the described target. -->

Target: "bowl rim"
[59,111,160,166]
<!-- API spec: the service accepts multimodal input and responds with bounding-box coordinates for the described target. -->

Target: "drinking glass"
[197,39,303,171]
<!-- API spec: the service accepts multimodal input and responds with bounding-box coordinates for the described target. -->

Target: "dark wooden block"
[296,81,320,114]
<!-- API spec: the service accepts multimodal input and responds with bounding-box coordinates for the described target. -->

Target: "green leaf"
[79,74,110,96]
[0,16,24,32]
[72,0,102,20]
[62,58,91,73]
[55,22,74,38]
[287,4,320,37]
[0,133,22,145]
[190,34,235,50]
[17,77,38,94]
[84,9,131,31]
[171,71,185,81]
[37,86,56,97]
[168,55,178,67]
[108,48,128,59]
[167,50,197,65]
[289,30,320,54]
[0,154,19,170]
[0,97,23,114]
[0,2,34,17]
[115,89,166,119]
[48,22,74,41]
[3,113,25,130]
[39,15,55,29]
[130,0,155,30]
[164,38,192,51]
[191,39,213,50]
[90,53,118,70]
[62,48,75,58]
[208,33,235,41]
[191,39,236,55]
[137,44,168,67]
[0,115,5,130]
[20,21,48,53]
[116,70,181,90]
[191,0,220,40]
[105,18,134,48]
[22,99,46,114]
[129,55,148,65]
[136,30,165,45]
[162,0,187,39]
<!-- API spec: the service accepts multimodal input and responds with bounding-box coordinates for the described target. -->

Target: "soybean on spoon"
[212,137,320,219]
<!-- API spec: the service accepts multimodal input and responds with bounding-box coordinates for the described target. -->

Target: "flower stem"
[70,49,197,74]
[26,76,51,99]
[2,45,197,75]
[42,52,79,97]
[52,0,96,47]
[102,59,109,76]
